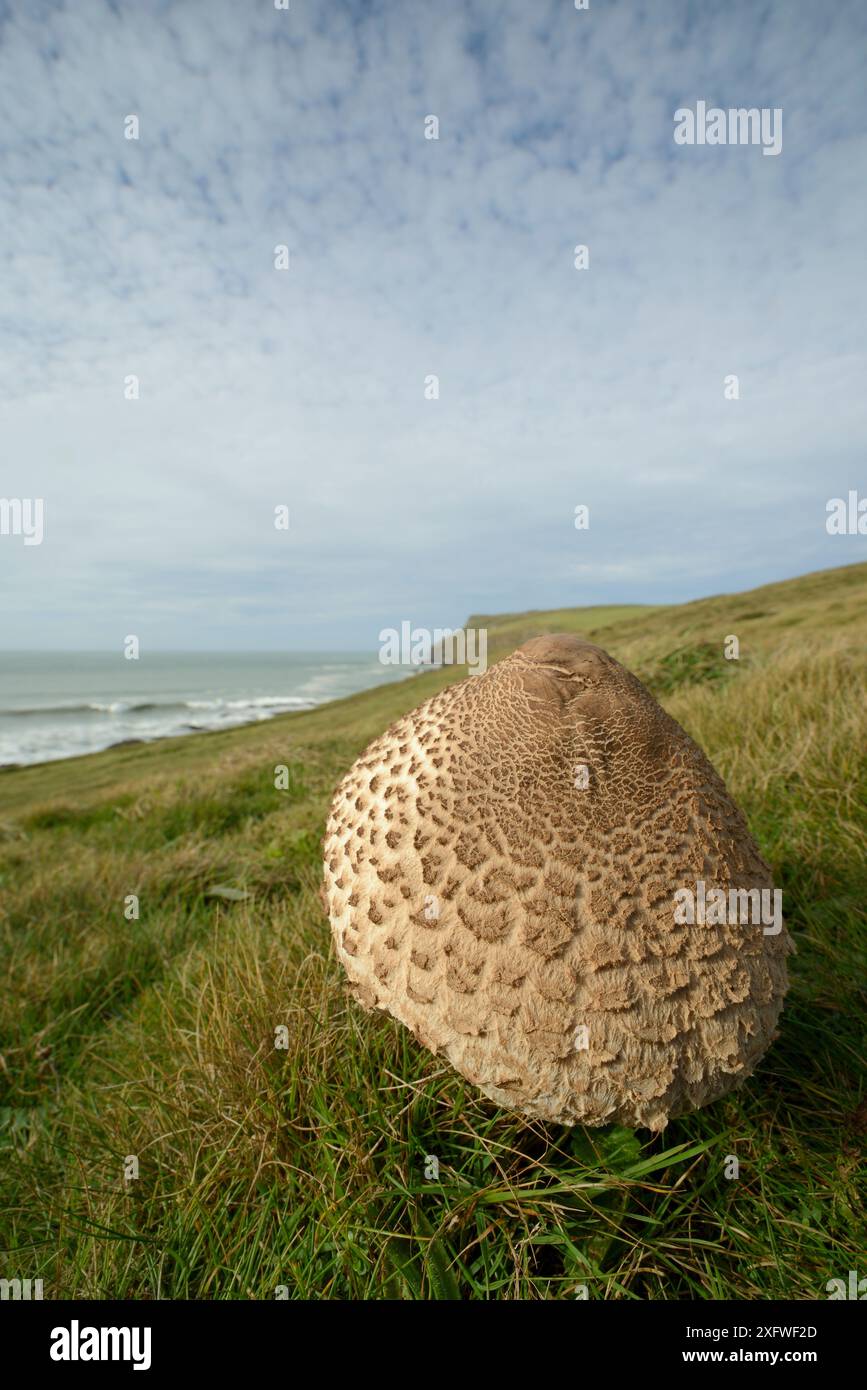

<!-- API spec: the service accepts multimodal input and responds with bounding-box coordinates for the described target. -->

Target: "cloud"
[0,0,865,649]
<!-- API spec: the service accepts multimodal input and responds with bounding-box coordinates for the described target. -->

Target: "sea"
[0,652,412,768]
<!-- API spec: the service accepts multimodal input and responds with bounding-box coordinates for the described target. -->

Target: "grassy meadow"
[1,561,865,1300]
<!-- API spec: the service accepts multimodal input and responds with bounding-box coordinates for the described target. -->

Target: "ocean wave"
[0,696,322,766]
[2,695,312,718]
[0,659,408,767]
[2,700,175,717]
[223,696,314,710]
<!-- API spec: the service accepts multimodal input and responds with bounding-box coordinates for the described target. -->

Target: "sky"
[1,0,865,651]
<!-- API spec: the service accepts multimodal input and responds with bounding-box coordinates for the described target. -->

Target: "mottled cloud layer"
[1,0,865,649]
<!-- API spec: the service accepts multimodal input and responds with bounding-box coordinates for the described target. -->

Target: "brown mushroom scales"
[322,635,793,1130]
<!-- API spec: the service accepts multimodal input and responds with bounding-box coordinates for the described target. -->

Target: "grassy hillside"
[1,561,865,1300]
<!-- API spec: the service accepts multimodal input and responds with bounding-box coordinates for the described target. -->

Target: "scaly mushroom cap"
[322,635,793,1130]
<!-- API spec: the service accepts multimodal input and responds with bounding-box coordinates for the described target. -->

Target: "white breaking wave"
[0,656,402,767]
[0,700,318,766]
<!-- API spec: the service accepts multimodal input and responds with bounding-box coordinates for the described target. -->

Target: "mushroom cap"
[322,634,793,1130]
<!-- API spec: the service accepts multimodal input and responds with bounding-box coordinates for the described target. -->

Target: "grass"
[0,560,865,1300]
